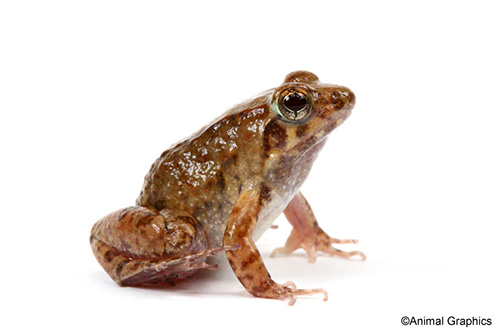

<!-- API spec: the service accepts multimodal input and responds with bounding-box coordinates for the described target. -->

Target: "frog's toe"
[320,246,366,261]
[91,231,239,286]
[282,281,328,306]
[317,236,366,261]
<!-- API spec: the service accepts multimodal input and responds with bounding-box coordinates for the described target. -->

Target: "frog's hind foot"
[90,206,240,286]
[92,235,239,285]
[119,244,241,285]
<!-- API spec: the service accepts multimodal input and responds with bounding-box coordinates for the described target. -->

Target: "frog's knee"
[90,206,208,260]
[158,208,209,256]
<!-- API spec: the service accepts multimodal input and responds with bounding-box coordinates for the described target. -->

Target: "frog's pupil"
[283,93,307,113]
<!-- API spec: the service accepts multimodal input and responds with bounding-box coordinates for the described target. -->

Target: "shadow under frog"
[90,71,365,305]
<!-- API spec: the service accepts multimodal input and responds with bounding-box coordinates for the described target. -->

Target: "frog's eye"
[276,88,312,121]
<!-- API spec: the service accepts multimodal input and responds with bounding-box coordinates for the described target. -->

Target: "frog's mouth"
[290,94,354,160]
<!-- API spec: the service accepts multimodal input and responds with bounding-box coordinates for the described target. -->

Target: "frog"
[90,71,365,305]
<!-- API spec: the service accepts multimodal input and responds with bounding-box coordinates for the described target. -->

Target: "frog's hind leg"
[90,206,238,285]
[91,237,237,285]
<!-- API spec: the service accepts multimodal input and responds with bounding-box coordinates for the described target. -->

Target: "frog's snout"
[332,87,355,111]
[327,87,355,120]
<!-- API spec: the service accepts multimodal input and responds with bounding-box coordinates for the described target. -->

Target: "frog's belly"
[253,187,299,241]
[196,190,295,247]
[254,202,287,241]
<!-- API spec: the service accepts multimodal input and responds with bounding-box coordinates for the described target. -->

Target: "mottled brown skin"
[90,71,365,304]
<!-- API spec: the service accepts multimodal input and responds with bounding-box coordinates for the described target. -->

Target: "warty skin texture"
[90,71,365,305]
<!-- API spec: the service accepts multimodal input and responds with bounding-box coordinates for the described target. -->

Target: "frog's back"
[136,102,272,245]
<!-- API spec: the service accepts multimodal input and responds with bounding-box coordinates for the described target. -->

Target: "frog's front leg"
[272,192,366,262]
[223,189,327,305]
[90,206,237,285]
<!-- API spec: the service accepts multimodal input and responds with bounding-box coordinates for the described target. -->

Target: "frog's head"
[266,71,355,158]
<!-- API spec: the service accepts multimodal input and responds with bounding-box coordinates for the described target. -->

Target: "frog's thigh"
[90,206,219,285]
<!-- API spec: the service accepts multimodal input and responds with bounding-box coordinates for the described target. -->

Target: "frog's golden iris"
[274,86,312,121]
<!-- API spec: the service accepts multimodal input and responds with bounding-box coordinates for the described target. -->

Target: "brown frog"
[90,71,365,305]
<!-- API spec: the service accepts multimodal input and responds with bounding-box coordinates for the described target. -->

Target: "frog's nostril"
[332,89,354,104]
[332,91,347,101]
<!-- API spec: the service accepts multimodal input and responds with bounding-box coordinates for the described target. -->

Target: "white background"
[1,1,499,332]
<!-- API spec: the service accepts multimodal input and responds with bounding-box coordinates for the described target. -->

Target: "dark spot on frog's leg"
[240,252,258,271]
[104,250,115,262]
[118,206,134,220]
[115,259,131,278]
[251,285,265,296]
[263,119,287,155]
[247,252,258,264]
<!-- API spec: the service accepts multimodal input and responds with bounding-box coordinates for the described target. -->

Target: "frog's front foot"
[223,189,330,305]
[271,227,366,263]
[249,279,328,306]
[237,275,328,306]
[281,281,328,306]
